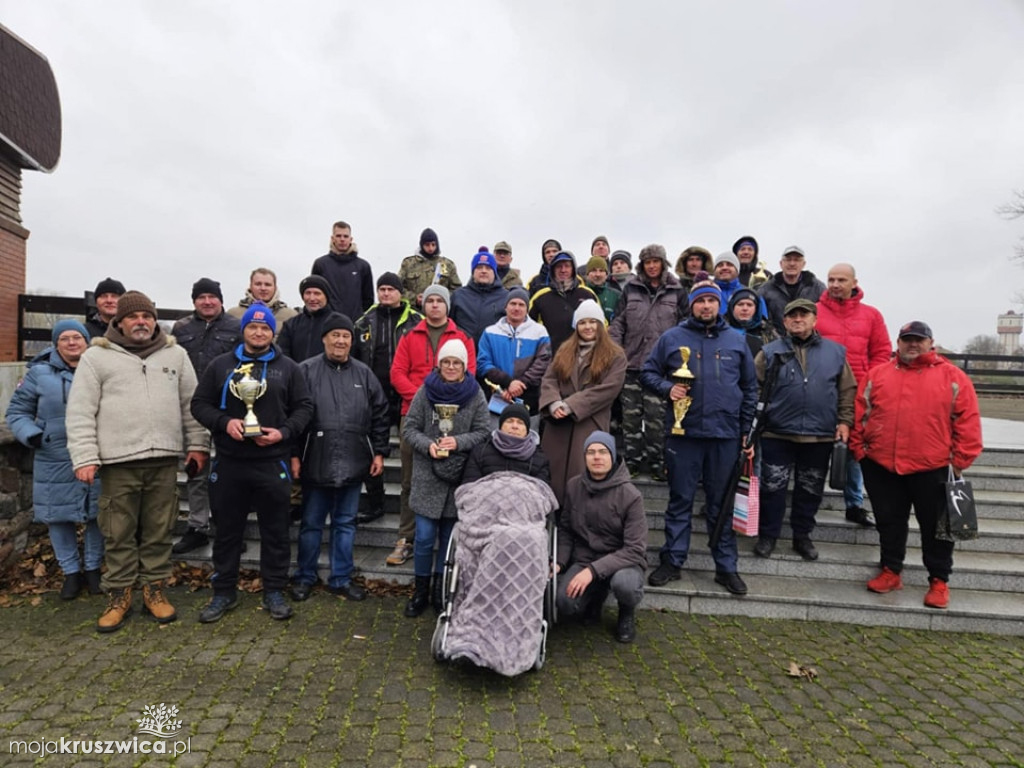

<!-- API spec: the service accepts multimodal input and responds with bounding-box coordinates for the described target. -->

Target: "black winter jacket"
[191,345,313,462]
[461,438,551,485]
[278,306,333,362]
[297,354,391,487]
[310,249,375,320]
[172,311,241,376]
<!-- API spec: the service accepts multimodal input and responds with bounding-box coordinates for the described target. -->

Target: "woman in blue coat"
[5,319,104,600]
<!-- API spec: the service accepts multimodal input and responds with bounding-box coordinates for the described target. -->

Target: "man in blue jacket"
[641,276,758,595]
[291,313,390,602]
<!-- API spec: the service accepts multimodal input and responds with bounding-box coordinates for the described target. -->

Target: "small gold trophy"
[670,347,695,436]
[229,364,268,438]
[433,404,459,457]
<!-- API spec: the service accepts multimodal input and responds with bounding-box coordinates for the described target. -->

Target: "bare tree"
[961,334,1003,370]
[996,189,1024,263]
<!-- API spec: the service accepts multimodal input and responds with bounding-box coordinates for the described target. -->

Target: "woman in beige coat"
[539,300,626,507]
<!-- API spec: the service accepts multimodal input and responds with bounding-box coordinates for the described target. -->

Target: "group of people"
[4,222,983,643]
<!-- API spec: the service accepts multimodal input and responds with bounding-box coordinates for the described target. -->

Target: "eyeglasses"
[439,359,463,367]
[57,334,85,344]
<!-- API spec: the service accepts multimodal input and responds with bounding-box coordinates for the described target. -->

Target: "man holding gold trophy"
[191,303,313,623]
[641,273,758,596]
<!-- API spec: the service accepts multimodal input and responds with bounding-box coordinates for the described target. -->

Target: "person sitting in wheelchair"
[462,403,550,485]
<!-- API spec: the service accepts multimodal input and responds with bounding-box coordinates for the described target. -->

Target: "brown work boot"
[97,587,133,633]
[142,581,178,624]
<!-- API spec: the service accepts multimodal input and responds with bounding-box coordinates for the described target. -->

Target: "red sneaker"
[867,567,903,594]
[924,578,949,609]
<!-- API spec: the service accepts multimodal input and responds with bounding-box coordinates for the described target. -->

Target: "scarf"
[104,322,167,360]
[422,370,480,407]
[490,428,539,461]
[218,343,277,410]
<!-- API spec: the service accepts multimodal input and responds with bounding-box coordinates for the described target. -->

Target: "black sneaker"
[328,582,367,601]
[290,582,313,602]
[172,527,209,555]
[793,538,819,561]
[199,594,238,623]
[753,536,776,558]
[845,507,875,527]
[356,508,385,525]
[262,591,293,620]
[648,560,681,587]
[714,572,748,596]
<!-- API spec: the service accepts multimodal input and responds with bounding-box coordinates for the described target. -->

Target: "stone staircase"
[174,443,1024,636]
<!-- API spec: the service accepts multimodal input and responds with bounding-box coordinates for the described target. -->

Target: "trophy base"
[435,448,450,458]
[242,424,264,438]
[670,426,687,436]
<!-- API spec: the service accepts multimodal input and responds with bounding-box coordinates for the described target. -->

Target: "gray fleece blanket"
[446,471,559,676]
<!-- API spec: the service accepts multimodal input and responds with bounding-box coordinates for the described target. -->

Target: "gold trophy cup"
[229,364,268,438]
[670,347,695,436]
[433,404,459,457]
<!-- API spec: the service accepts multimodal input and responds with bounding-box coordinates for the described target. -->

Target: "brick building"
[0,24,62,361]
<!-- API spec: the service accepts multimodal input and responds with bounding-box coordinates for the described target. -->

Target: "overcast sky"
[3,0,1023,351]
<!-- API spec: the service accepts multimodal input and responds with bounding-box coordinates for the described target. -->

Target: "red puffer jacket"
[815,288,891,384]
[391,320,476,415]
[849,351,983,474]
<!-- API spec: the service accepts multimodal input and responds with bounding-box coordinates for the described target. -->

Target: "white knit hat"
[436,339,468,367]
[572,299,606,329]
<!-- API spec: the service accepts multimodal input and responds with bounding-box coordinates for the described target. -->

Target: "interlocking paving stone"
[1,588,1023,767]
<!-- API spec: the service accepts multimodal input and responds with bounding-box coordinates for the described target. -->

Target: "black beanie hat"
[499,403,532,430]
[299,275,331,298]
[377,271,403,291]
[191,277,223,302]
[321,312,355,337]
[94,277,126,297]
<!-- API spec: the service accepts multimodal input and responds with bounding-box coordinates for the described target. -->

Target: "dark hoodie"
[311,241,374,320]
[556,458,648,579]
[527,251,597,352]
[528,238,562,296]
[726,288,778,356]
[732,235,772,288]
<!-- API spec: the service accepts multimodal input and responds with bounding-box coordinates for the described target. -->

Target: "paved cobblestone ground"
[1,588,1022,768]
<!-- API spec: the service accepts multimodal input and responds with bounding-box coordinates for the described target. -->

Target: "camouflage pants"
[621,370,666,477]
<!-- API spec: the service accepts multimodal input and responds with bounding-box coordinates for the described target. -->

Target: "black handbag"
[936,466,979,541]
[431,452,468,484]
[828,440,849,491]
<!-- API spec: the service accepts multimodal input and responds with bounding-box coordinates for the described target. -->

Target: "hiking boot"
[386,537,413,566]
[924,578,949,609]
[404,576,431,618]
[792,538,819,561]
[867,566,903,593]
[199,594,239,623]
[753,536,776,558]
[142,582,177,624]
[84,569,103,595]
[648,559,681,587]
[172,527,209,554]
[97,587,133,633]
[714,572,748,596]
[328,582,367,601]
[845,507,875,527]
[431,576,445,614]
[262,591,293,620]
[60,572,83,601]
[615,604,636,644]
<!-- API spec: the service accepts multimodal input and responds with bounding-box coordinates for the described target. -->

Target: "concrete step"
[642,571,1024,636]
[977,446,1024,468]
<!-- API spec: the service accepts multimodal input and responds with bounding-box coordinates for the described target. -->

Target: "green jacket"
[587,281,621,322]
[398,252,462,308]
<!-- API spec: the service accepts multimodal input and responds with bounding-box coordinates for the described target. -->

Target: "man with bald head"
[815,262,890,528]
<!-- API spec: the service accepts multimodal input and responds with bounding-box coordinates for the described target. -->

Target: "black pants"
[861,458,953,582]
[209,454,293,596]
[759,438,832,539]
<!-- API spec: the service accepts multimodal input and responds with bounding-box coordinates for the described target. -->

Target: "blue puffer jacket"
[5,348,101,524]
[640,317,757,439]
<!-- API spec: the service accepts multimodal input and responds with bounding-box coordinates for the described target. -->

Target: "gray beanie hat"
[422,284,451,310]
[714,251,740,271]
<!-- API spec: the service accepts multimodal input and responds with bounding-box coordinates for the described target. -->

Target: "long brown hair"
[550,322,623,383]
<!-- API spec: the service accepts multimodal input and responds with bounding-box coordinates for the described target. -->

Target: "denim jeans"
[294,484,361,589]
[413,515,455,578]
[844,455,865,509]
[48,520,104,575]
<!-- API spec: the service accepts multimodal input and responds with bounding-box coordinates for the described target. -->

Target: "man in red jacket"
[816,263,890,527]
[849,321,983,609]
[387,284,476,565]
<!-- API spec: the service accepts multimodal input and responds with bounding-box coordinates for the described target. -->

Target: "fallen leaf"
[787,661,818,681]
